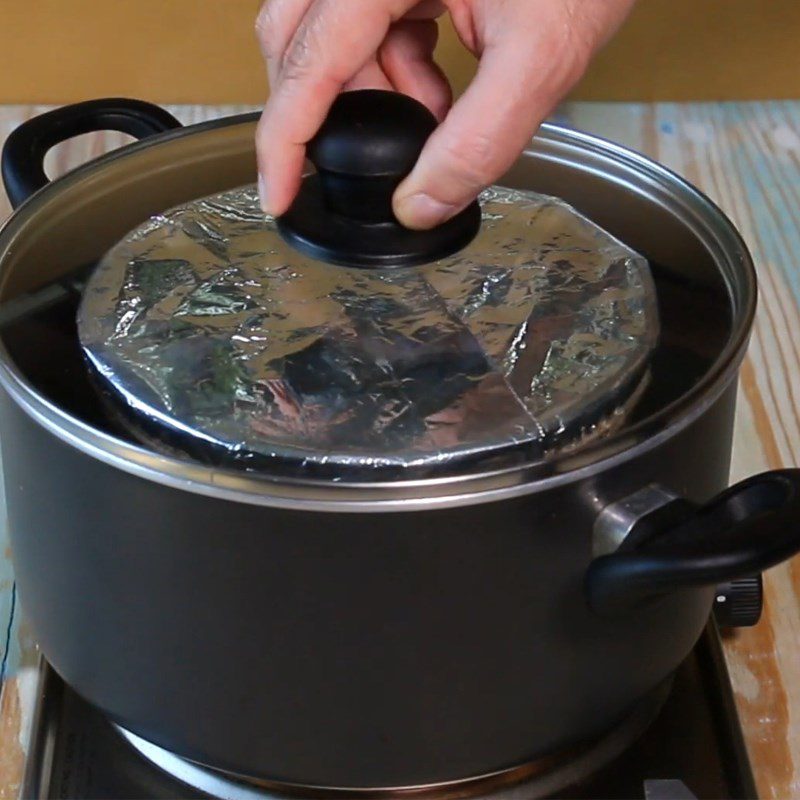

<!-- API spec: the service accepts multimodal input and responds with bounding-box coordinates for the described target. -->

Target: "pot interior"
[0,117,752,487]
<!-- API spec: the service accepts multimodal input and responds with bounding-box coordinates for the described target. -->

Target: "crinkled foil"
[77,184,658,477]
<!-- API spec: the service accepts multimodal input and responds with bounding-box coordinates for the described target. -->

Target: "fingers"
[255,0,631,227]
[255,0,314,88]
[255,0,392,198]
[254,0,315,214]
[256,0,419,216]
[380,20,452,121]
[393,22,588,229]
[255,0,436,91]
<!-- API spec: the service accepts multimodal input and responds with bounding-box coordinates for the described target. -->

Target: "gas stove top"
[22,625,755,800]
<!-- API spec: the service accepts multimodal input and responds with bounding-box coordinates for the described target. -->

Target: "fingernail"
[394,193,457,230]
[258,172,270,215]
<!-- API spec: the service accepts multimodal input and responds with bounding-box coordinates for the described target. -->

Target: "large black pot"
[1,99,799,792]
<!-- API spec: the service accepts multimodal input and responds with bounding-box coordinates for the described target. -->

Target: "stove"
[21,625,756,800]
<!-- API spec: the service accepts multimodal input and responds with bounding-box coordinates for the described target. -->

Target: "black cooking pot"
[1,97,799,792]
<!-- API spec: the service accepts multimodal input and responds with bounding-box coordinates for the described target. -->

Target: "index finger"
[256,0,418,216]
[255,0,314,88]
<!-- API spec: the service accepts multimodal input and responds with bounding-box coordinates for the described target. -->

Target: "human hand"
[255,0,636,230]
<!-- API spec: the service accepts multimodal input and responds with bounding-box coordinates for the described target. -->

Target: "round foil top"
[77,184,659,477]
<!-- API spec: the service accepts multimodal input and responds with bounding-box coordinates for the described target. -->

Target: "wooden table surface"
[1,101,799,799]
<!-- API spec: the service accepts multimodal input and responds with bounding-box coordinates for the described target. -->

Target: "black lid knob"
[277,90,481,268]
[307,90,437,223]
[309,91,436,177]
[713,575,763,628]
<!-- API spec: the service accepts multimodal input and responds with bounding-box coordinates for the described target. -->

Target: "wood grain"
[1,102,799,798]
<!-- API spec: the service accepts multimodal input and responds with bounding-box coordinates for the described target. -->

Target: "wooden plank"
[656,101,797,799]
[0,667,37,800]
[566,100,800,800]
[0,101,799,798]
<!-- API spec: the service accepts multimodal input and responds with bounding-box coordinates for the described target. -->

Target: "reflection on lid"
[77,184,658,478]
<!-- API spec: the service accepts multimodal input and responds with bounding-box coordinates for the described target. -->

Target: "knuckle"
[254,3,279,55]
[254,2,273,36]
[281,29,316,82]
[440,131,498,189]
[561,8,599,80]
[565,26,594,70]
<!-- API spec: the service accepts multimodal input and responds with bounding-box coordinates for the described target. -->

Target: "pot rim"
[0,115,756,512]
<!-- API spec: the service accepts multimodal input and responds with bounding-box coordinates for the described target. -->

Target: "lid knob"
[276,89,481,268]
[308,89,438,223]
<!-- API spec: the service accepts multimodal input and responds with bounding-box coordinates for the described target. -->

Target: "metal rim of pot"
[0,106,756,513]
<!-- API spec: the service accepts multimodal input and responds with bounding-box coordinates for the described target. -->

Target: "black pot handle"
[2,98,182,210]
[586,469,800,615]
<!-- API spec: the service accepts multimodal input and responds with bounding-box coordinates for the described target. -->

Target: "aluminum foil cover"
[77,184,658,477]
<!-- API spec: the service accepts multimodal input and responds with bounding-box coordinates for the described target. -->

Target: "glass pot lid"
[77,91,659,478]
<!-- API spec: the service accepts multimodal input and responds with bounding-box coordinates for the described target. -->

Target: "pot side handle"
[1,98,182,210]
[586,469,800,616]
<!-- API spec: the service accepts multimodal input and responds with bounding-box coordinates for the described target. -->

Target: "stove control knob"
[713,574,763,628]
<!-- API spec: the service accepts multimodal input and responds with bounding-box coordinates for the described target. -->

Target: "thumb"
[393,30,587,230]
